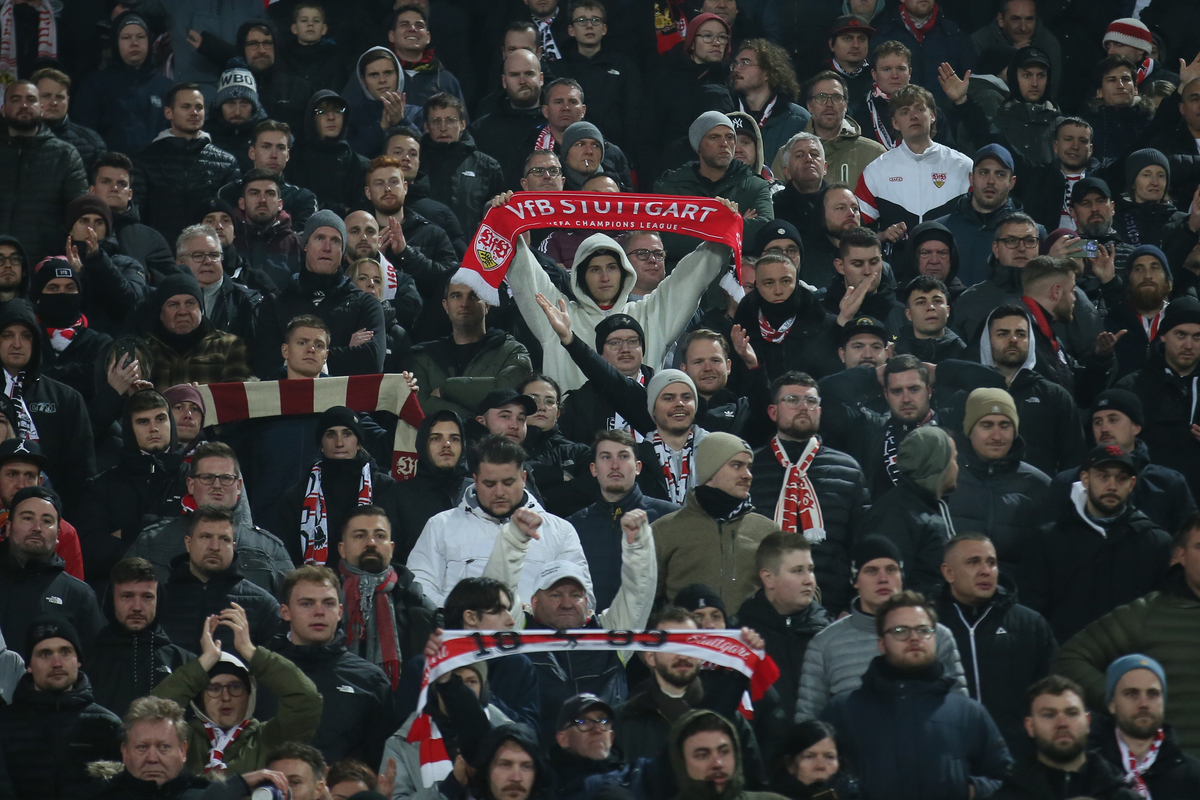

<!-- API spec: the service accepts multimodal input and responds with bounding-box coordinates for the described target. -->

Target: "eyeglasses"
[778,394,820,409]
[764,246,801,258]
[810,93,847,105]
[527,395,558,409]
[884,625,936,641]
[193,473,239,486]
[696,33,730,45]
[998,236,1039,250]
[572,16,605,26]
[526,166,562,178]
[569,717,613,732]
[427,116,461,128]
[0,256,21,267]
[734,58,759,69]
[184,251,223,263]
[603,336,642,350]
[244,38,274,49]
[629,248,666,262]
[204,681,247,697]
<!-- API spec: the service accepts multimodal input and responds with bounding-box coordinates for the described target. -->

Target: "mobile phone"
[1083,240,1099,258]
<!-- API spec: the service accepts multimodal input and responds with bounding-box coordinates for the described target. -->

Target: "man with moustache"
[821,591,1012,800]
[993,676,1139,800]
[750,372,869,615]
[1023,445,1172,643]
[1099,244,1174,377]
[1090,655,1200,797]
[84,557,193,717]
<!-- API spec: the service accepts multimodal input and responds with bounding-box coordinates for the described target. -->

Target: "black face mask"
[36,292,82,327]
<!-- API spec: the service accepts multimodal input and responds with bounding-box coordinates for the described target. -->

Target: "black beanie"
[594,314,646,353]
[850,535,904,583]
[29,257,81,299]
[1160,296,1200,338]
[1091,388,1144,427]
[26,613,82,661]
[194,197,237,224]
[155,273,205,311]
[316,405,366,447]
[674,583,728,617]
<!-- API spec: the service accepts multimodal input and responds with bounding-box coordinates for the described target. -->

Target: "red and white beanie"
[1103,18,1153,55]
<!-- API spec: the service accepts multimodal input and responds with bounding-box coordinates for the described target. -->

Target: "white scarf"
[770,435,826,543]
[652,426,696,504]
[0,0,56,83]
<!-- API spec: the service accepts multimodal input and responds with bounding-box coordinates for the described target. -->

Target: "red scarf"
[1021,296,1059,354]
[43,314,87,354]
[458,192,744,305]
[770,436,825,542]
[203,719,251,775]
[198,375,423,480]
[1117,728,1164,798]
[758,309,797,344]
[340,560,402,689]
[400,47,436,72]
[406,712,453,785]
[1136,56,1152,85]
[534,124,555,152]
[299,462,372,565]
[899,4,939,43]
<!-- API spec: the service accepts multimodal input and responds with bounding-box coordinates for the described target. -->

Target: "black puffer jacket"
[1116,345,1200,500]
[735,591,832,723]
[523,423,593,493]
[0,126,88,263]
[733,287,843,382]
[935,580,1058,760]
[47,115,106,173]
[111,205,178,279]
[0,673,122,800]
[993,754,1141,800]
[467,99,547,189]
[201,274,261,345]
[749,436,869,615]
[131,132,241,246]
[286,90,370,216]
[1024,493,1173,643]
[82,621,194,718]
[859,475,957,598]
[259,634,397,766]
[419,132,506,235]
[81,236,153,334]
[945,435,1051,585]
[821,657,1013,800]
[1050,438,1197,542]
[253,269,386,377]
[894,325,968,363]
[157,553,280,653]
[88,768,213,799]
[0,540,105,648]
[0,302,95,515]
[76,390,188,581]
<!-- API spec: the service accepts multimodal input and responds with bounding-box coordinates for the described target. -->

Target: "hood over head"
[570,234,637,311]
[0,235,32,298]
[305,89,352,142]
[467,724,549,800]
[896,425,954,494]
[356,46,405,100]
[0,300,42,380]
[668,709,745,799]
[977,304,1038,372]
[902,220,960,283]
[727,111,765,175]
[1006,46,1054,104]
[415,409,468,478]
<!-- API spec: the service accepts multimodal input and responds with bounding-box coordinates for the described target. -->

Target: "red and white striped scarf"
[758,309,797,344]
[406,712,454,785]
[770,435,825,543]
[0,0,56,83]
[202,719,251,776]
[652,427,695,504]
[195,374,422,480]
[299,461,372,565]
[899,3,938,43]
[534,124,555,152]
[45,314,87,354]
[1117,728,1164,798]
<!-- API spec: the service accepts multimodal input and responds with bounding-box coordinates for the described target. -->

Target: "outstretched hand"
[836,278,873,326]
[730,324,758,369]
[535,293,574,345]
[1094,329,1127,357]
[937,62,971,105]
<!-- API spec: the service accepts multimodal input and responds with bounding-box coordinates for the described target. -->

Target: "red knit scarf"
[44,314,87,354]
[758,309,797,344]
[299,462,372,565]
[770,436,825,543]
[1118,728,1164,798]
[400,47,436,72]
[340,560,402,689]
[458,192,744,305]
[1021,296,1061,355]
[899,4,939,43]
[203,719,251,775]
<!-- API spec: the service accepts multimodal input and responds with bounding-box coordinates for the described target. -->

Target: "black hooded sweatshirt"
[76,389,187,583]
[286,89,370,217]
[0,302,95,516]
[388,410,470,563]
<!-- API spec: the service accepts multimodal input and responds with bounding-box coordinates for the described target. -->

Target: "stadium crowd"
[2,0,1200,798]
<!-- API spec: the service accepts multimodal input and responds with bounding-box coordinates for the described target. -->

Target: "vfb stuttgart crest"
[931,172,947,188]
[474,224,512,270]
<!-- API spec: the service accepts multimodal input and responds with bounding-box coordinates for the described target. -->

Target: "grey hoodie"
[0,627,25,705]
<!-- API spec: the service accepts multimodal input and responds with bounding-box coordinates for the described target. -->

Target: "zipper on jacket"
[954,603,992,702]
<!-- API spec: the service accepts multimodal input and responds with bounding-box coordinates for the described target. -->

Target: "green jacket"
[653,490,779,612]
[153,648,323,776]
[653,159,774,258]
[1054,566,1200,756]
[404,329,532,418]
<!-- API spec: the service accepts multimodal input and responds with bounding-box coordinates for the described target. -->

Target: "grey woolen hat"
[689,111,736,152]
[301,209,347,252]
[646,369,697,417]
